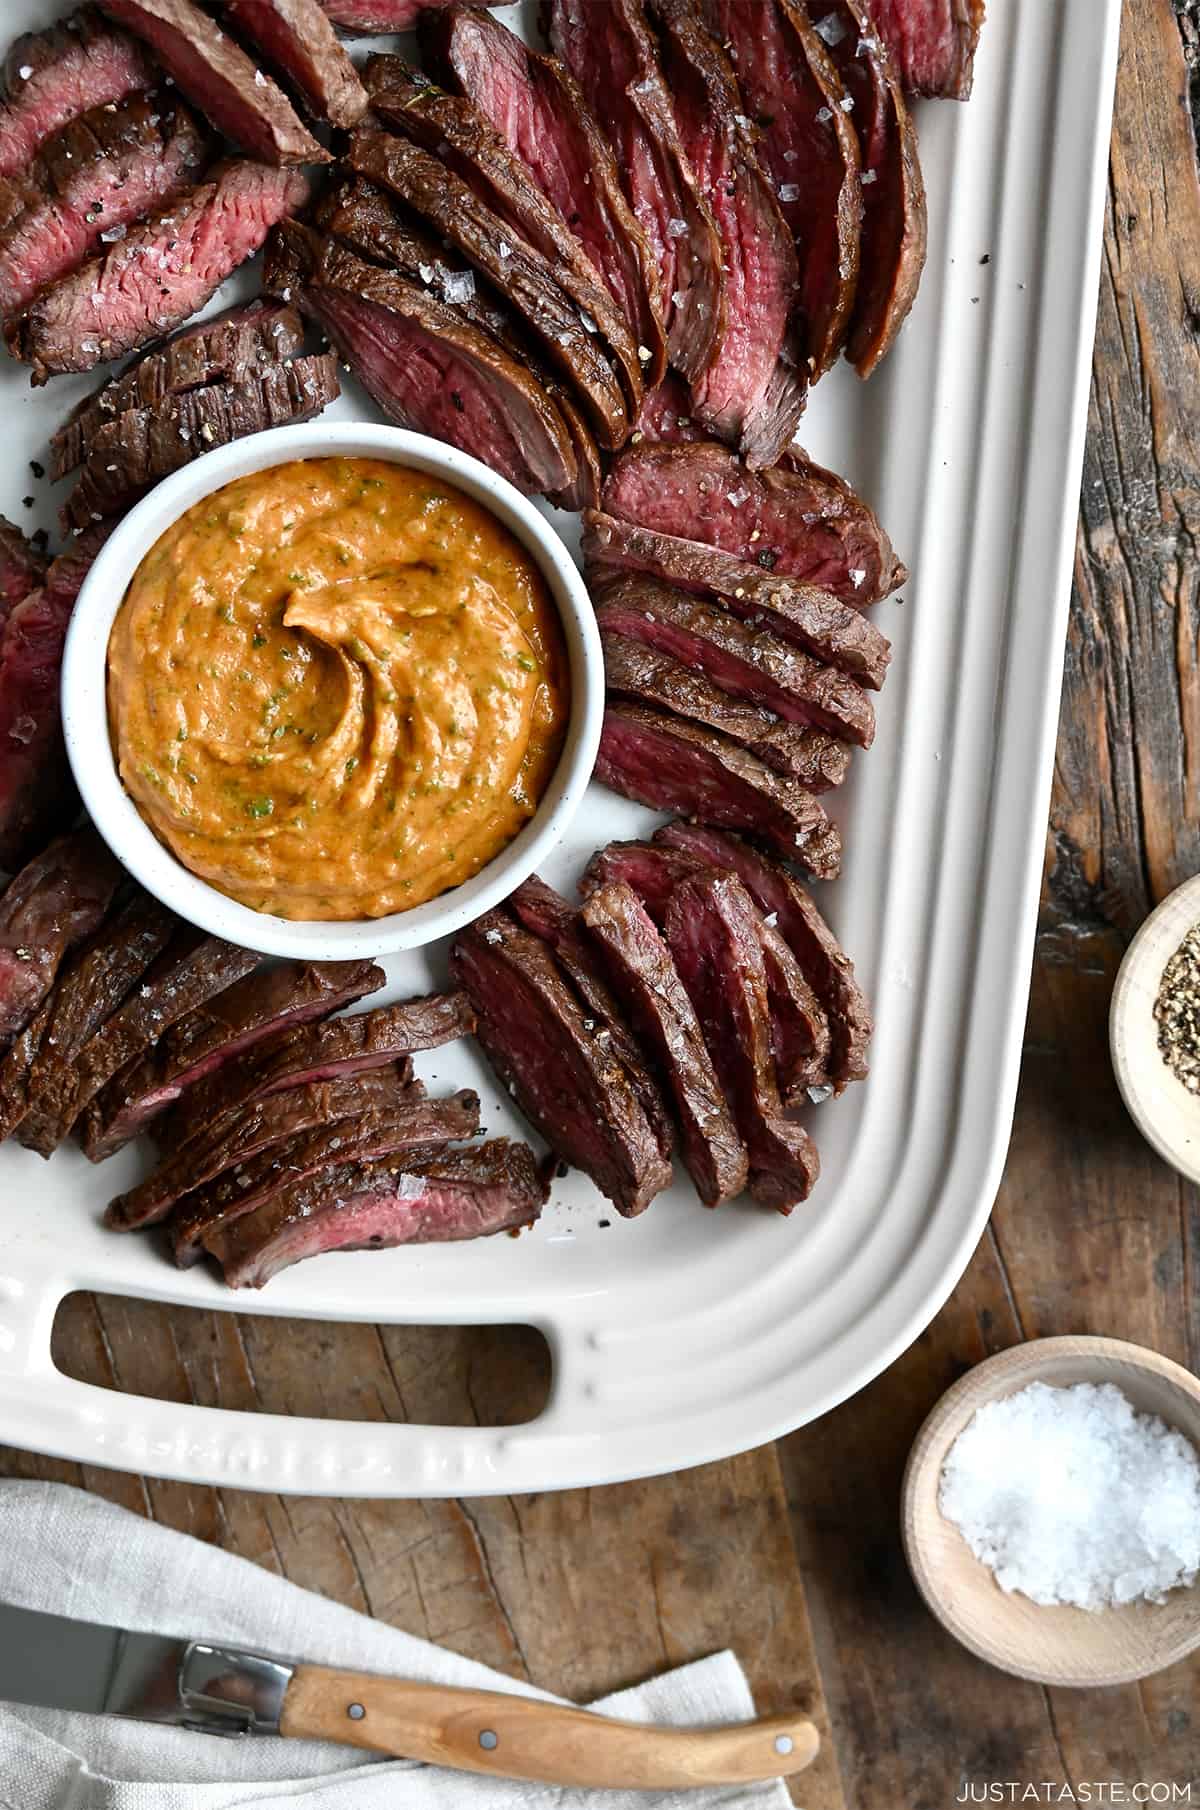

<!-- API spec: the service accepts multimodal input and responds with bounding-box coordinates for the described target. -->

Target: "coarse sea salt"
[939,1380,1200,1610]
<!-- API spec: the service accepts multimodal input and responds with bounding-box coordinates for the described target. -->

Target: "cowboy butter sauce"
[108,457,568,919]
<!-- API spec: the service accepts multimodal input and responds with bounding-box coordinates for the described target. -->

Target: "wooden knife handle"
[279,1665,819,1788]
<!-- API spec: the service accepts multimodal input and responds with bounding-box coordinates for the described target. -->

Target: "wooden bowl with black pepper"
[1111,872,1200,1184]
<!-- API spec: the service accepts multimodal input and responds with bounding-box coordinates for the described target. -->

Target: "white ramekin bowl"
[62,422,603,960]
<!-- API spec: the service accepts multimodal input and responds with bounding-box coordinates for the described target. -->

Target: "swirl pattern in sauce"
[108,457,568,919]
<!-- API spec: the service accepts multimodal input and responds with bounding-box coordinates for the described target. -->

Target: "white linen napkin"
[0,1482,794,1810]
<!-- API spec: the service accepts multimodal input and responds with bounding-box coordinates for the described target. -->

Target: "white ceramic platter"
[0,0,1120,1496]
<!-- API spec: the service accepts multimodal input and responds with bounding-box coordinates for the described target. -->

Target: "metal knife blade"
[0,1602,293,1736]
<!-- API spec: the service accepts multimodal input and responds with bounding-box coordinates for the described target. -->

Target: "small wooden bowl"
[1111,873,1200,1183]
[901,1337,1200,1686]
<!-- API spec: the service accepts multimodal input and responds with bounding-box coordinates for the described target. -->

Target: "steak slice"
[582,839,831,1102]
[34,934,261,1152]
[61,352,340,533]
[98,0,328,165]
[85,956,384,1159]
[208,1138,547,1290]
[364,60,644,420]
[51,298,304,479]
[318,0,494,25]
[633,373,706,448]
[547,0,725,388]
[704,0,862,379]
[450,910,672,1217]
[663,871,820,1211]
[0,92,209,321]
[648,0,805,465]
[0,554,92,870]
[0,517,46,622]
[219,0,367,128]
[813,0,927,376]
[170,1086,481,1265]
[426,8,667,387]
[602,631,850,790]
[266,222,576,500]
[107,1062,411,1230]
[0,9,154,182]
[756,914,832,1101]
[506,874,674,1161]
[313,180,597,512]
[595,577,875,747]
[868,0,985,100]
[656,821,872,1081]
[601,442,906,603]
[596,703,842,877]
[9,892,175,1151]
[9,159,310,382]
[165,991,475,1150]
[581,880,747,1206]
[347,129,631,451]
[0,827,121,1046]
[583,511,891,688]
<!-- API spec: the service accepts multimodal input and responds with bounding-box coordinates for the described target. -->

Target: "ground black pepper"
[1154,920,1200,1092]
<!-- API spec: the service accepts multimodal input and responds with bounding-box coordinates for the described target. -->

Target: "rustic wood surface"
[2,2,1198,1802]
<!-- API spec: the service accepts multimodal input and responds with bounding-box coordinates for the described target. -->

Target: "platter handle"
[0,1287,618,1497]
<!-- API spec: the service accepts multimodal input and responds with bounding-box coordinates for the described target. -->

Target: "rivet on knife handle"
[277,1666,820,1788]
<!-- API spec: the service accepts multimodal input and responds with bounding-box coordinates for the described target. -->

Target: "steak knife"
[0,1601,819,1789]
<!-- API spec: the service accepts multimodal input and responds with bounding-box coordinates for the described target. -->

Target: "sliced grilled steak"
[0,554,90,869]
[0,92,209,322]
[34,934,261,1153]
[595,578,875,747]
[583,511,891,687]
[0,828,120,1046]
[209,1138,546,1290]
[601,442,906,603]
[318,0,493,25]
[812,0,927,376]
[0,9,154,182]
[648,0,805,465]
[581,838,831,1102]
[596,703,841,876]
[313,180,597,511]
[219,0,367,128]
[868,0,985,100]
[656,821,872,1081]
[664,871,820,1211]
[364,60,644,420]
[9,159,310,382]
[165,990,474,1150]
[426,8,667,387]
[703,0,862,379]
[506,874,674,1161]
[10,892,175,1151]
[0,517,46,622]
[51,299,304,479]
[633,374,706,447]
[602,631,850,790]
[581,881,746,1207]
[107,1062,411,1230]
[98,0,328,165]
[267,223,576,499]
[547,0,725,388]
[61,352,340,533]
[450,910,672,1217]
[756,915,832,1101]
[171,1086,481,1265]
[85,956,384,1159]
[347,130,631,451]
